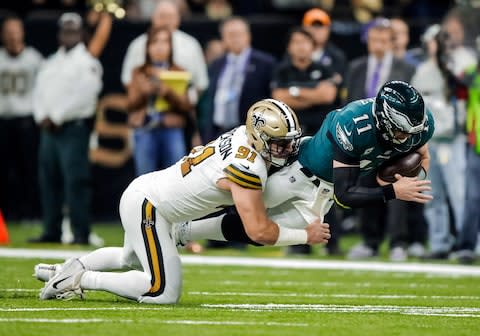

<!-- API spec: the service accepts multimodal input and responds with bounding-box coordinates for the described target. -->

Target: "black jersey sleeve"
[332,145,396,209]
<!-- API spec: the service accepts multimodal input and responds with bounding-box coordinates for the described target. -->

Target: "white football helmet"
[245,99,302,167]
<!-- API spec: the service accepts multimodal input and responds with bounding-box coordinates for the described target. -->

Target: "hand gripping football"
[377,152,423,183]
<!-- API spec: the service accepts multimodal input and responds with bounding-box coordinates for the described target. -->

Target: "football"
[377,152,423,183]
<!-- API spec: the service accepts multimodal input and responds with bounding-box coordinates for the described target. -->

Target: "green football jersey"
[298,98,435,182]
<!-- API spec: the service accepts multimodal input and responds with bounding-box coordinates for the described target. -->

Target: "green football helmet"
[374,81,427,145]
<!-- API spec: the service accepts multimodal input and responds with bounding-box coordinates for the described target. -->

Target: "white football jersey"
[0,47,43,117]
[264,161,334,229]
[129,126,268,222]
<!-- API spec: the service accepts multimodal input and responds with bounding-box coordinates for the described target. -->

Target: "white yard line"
[3,288,474,300]
[0,307,173,312]
[1,247,480,276]
[188,291,480,300]
[218,280,459,289]
[202,303,480,317]
[2,305,479,319]
[161,320,307,326]
[1,289,38,292]
[0,317,306,327]
[0,318,127,323]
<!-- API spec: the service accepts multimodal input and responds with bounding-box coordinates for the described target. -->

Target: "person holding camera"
[127,26,195,176]
[412,20,475,260]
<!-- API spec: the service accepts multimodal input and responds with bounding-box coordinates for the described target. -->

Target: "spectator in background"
[390,17,427,259]
[455,61,480,264]
[127,26,194,175]
[271,27,337,136]
[390,17,420,67]
[271,26,338,256]
[440,10,478,264]
[302,8,346,87]
[204,38,225,65]
[197,38,225,141]
[439,12,478,262]
[442,9,477,73]
[410,25,453,260]
[121,0,208,94]
[201,16,275,249]
[345,18,416,261]
[0,16,43,221]
[345,18,415,102]
[28,13,103,244]
[301,8,346,256]
[204,16,275,140]
[412,25,466,260]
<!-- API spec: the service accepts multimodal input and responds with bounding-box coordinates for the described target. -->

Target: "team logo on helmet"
[251,112,266,130]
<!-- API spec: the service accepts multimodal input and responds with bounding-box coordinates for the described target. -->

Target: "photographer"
[411,23,472,259]
[127,26,195,176]
[455,56,480,264]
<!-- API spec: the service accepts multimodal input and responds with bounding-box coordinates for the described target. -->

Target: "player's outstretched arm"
[227,180,330,246]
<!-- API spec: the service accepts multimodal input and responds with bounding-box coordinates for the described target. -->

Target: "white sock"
[187,214,226,241]
[79,247,125,271]
[81,270,151,300]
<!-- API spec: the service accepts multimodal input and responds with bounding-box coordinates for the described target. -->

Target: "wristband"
[274,225,308,246]
[381,184,396,201]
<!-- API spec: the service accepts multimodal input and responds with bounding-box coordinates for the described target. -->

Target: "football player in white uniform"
[38,99,331,304]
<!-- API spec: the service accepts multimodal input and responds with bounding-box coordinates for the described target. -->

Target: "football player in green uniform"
[300,80,434,208]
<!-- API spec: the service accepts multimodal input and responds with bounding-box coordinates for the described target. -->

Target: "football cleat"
[40,258,86,300]
[33,263,62,282]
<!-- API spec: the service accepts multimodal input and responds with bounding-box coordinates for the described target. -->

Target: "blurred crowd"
[1,0,480,264]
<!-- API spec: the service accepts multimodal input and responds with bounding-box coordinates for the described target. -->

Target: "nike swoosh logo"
[239,163,250,170]
[52,276,70,289]
[343,126,352,137]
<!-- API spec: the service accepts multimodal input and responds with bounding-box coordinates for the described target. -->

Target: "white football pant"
[79,187,182,304]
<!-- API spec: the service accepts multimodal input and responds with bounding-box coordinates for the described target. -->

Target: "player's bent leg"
[79,247,126,271]
[136,199,182,304]
[138,253,182,304]
[35,247,128,283]
[182,214,227,243]
[80,269,151,300]
[120,193,182,304]
[41,189,182,303]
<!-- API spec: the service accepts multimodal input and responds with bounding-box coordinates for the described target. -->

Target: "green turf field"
[1,223,480,336]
